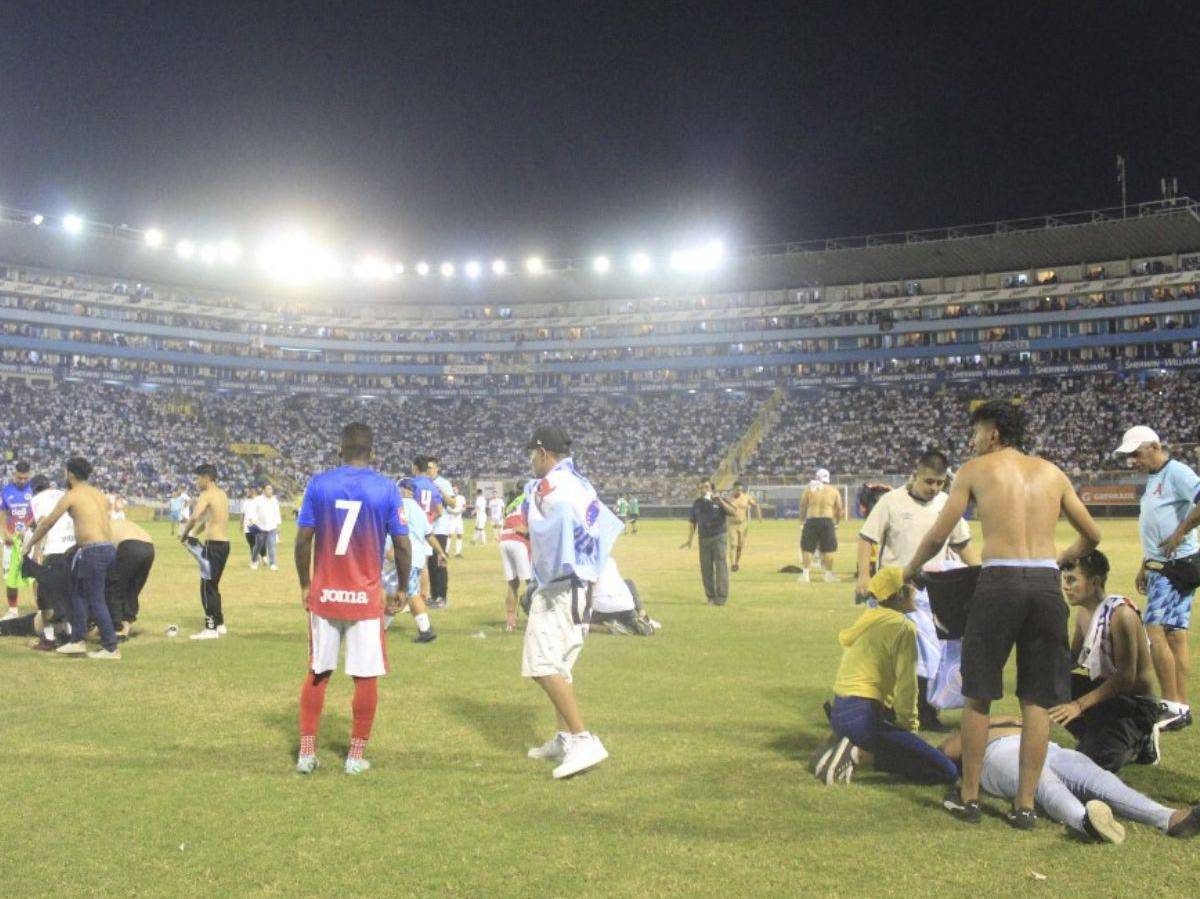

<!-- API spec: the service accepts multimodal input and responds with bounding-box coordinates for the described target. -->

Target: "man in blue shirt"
[409,456,447,611]
[1116,425,1200,732]
[424,456,455,609]
[1,461,35,619]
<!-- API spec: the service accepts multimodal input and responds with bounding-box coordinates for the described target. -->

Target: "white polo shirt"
[31,489,76,556]
[859,486,971,568]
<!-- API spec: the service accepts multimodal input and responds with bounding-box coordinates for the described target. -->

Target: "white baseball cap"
[816,468,831,483]
[1114,425,1160,455]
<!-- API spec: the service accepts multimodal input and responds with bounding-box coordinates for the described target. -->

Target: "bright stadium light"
[465,260,482,279]
[255,229,342,285]
[31,213,44,226]
[630,252,652,275]
[353,255,391,281]
[592,255,611,274]
[525,256,544,275]
[670,239,726,272]
[416,261,430,276]
[62,214,84,235]
[176,239,196,260]
[218,239,241,263]
[440,261,455,278]
[144,228,164,248]
[491,258,507,275]
[199,243,218,264]
[392,263,405,276]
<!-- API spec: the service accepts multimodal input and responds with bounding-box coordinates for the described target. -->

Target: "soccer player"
[424,456,455,607]
[1115,425,1200,731]
[409,456,447,611]
[179,464,231,640]
[1,460,35,619]
[628,495,640,535]
[726,482,762,573]
[799,468,843,583]
[168,487,190,536]
[449,491,466,557]
[473,488,488,545]
[498,495,530,632]
[615,495,629,532]
[903,400,1101,828]
[23,457,120,659]
[294,422,412,775]
[395,477,440,642]
[522,426,623,779]
[488,491,504,542]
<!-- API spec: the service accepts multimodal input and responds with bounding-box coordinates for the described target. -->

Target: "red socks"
[351,676,378,741]
[298,673,377,759]
[299,672,330,751]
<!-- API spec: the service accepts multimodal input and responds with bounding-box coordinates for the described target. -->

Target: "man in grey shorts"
[904,400,1101,829]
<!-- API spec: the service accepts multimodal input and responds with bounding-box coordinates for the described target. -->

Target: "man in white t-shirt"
[257,484,283,570]
[473,489,488,545]
[425,457,455,606]
[488,492,505,541]
[449,492,466,557]
[857,450,978,731]
[25,475,77,649]
[590,556,659,636]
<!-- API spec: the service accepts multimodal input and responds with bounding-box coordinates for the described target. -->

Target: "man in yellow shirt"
[810,567,959,786]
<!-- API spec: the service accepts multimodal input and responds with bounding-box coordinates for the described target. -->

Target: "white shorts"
[522,579,588,682]
[500,541,532,581]
[308,613,388,678]
[449,517,464,536]
[475,516,487,530]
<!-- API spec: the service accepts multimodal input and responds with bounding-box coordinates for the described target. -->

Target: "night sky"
[2,1,1198,260]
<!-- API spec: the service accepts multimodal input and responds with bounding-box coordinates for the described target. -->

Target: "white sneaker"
[798,570,811,583]
[553,735,608,779]
[55,641,87,655]
[189,629,220,640]
[216,625,228,635]
[824,571,837,583]
[527,733,569,762]
[296,755,319,775]
[87,648,122,660]
[345,758,371,775]
[270,564,278,571]
[1,608,18,621]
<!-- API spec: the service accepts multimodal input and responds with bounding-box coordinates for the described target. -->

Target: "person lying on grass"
[937,715,1199,843]
[810,567,958,785]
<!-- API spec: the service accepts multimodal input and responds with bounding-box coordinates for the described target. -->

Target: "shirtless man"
[179,463,231,640]
[726,482,762,573]
[903,400,1101,829]
[800,469,843,583]
[22,457,120,659]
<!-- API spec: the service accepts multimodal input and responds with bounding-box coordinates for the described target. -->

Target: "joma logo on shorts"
[320,589,369,604]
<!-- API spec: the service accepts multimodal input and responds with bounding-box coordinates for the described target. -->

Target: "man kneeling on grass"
[811,567,958,785]
[938,716,1199,843]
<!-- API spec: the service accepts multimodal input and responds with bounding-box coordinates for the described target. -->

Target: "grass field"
[3,517,1198,897]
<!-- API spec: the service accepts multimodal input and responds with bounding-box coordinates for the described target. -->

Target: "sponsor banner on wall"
[1079,484,1139,505]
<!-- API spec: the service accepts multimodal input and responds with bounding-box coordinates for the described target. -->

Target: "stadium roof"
[2,198,1199,304]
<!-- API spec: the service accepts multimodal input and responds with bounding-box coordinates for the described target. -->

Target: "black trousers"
[201,540,230,629]
[0,611,37,637]
[1065,672,1159,772]
[22,551,73,622]
[429,534,449,600]
[106,540,155,625]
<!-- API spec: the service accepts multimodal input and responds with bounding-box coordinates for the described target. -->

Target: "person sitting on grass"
[810,567,959,785]
[1048,550,1163,771]
[938,716,1199,844]
[589,556,659,636]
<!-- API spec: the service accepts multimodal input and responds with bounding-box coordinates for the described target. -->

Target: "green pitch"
[2,518,1197,897]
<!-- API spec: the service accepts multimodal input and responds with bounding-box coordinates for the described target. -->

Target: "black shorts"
[1065,673,1159,772]
[22,551,72,621]
[961,565,1070,707]
[801,518,838,553]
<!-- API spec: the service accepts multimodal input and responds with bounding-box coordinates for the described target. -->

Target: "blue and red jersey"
[1,482,34,536]
[408,475,444,526]
[298,465,409,620]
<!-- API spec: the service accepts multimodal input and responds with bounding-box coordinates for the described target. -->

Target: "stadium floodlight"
[392,263,405,276]
[592,255,612,274]
[176,239,196,260]
[670,239,725,272]
[525,256,544,275]
[416,261,430,276]
[630,252,652,274]
[440,261,455,278]
[353,255,389,281]
[144,228,164,248]
[465,260,482,279]
[218,239,241,263]
[199,243,218,264]
[31,213,44,226]
[255,229,342,285]
[62,213,84,235]
[491,258,507,275]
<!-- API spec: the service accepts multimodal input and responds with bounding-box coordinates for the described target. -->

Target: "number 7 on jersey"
[334,499,362,555]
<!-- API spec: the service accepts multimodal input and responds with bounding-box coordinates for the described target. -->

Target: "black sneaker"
[413,630,438,644]
[1162,709,1193,732]
[426,597,448,610]
[1082,800,1125,844]
[1006,806,1037,831]
[809,733,840,781]
[731,564,739,573]
[943,790,982,824]
[1167,805,1200,838]
[824,737,856,785]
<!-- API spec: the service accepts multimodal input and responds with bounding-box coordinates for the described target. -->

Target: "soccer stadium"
[4,6,1200,897]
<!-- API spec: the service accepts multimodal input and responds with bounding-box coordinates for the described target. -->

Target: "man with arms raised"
[294,422,412,774]
[23,457,120,659]
[179,464,231,640]
[903,400,1100,829]
[726,482,762,573]
[1115,425,1200,731]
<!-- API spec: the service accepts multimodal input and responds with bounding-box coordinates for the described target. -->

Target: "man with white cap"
[799,468,843,583]
[1115,425,1200,732]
